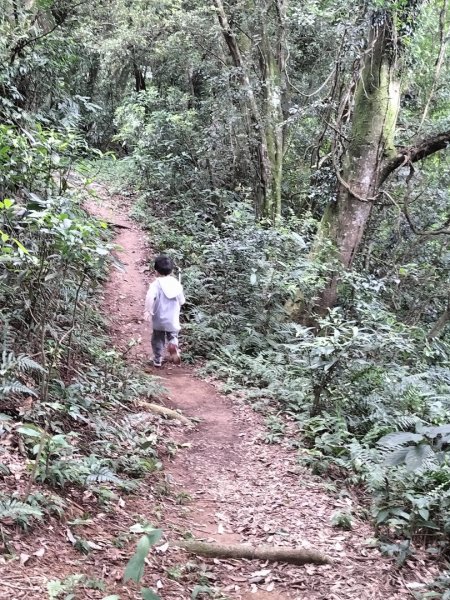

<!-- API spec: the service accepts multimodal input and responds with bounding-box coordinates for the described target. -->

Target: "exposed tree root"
[177,540,331,565]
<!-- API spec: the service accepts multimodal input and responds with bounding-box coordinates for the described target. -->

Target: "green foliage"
[192,585,214,599]
[141,590,161,600]
[378,424,450,471]
[117,149,450,560]
[123,524,163,600]
[0,14,166,557]
[47,574,106,599]
[331,511,353,531]
[0,496,43,529]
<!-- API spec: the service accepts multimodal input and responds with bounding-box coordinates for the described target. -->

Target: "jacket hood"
[158,275,183,299]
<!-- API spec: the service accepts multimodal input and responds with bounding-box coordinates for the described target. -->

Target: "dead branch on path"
[177,540,331,566]
[136,400,193,426]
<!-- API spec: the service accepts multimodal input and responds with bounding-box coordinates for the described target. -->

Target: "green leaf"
[17,425,43,438]
[101,596,121,600]
[375,509,390,525]
[192,585,213,599]
[377,432,422,447]
[13,239,29,254]
[418,508,429,521]
[3,198,13,209]
[95,246,109,256]
[385,446,409,466]
[404,444,435,472]
[141,589,161,600]
[145,529,163,546]
[47,581,64,599]
[123,535,150,583]
[423,424,450,438]
[129,524,163,541]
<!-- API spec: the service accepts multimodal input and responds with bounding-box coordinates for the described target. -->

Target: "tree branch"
[8,0,91,65]
[381,129,450,182]
[428,293,450,340]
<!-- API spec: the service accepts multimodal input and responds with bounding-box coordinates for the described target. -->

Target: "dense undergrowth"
[0,128,166,564]
[91,156,450,586]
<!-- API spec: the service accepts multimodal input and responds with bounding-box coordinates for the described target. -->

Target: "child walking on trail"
[144,255,185,368]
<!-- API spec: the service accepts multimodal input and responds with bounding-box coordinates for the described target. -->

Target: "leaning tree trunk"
[314,11,401,310]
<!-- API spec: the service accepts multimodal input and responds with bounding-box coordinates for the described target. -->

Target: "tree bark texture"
[427,294,450,340]
[307,2,450,312]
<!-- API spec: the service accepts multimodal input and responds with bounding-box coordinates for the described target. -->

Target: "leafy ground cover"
[0,125,171,598]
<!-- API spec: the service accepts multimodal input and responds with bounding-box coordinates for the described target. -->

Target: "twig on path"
[1,581,36,591]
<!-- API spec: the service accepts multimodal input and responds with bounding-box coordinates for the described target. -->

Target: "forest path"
[86,187,416,600]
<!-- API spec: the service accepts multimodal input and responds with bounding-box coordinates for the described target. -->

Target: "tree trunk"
[133,61,146,92]
[260,1,287,222]
[313,11,401,310]
[427,294,450,340]
[178,540,331,566]
[259,1,287,221]
[286,2,450,319]
[213,0,287,222]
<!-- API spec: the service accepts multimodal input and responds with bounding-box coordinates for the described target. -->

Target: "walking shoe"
[167,343,181,365]
[153,358,162,368]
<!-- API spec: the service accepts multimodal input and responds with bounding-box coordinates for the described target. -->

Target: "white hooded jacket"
[145,275,185,332]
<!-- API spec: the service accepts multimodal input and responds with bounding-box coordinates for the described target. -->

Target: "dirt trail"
[82,187,429,600]
[2,186,429,599]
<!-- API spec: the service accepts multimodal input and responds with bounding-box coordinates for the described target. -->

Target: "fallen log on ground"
[137,400,193,426]
[177,540,331,565]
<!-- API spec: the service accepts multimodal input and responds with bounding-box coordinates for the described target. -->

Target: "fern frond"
[0,498,43,522]
[86,466,121,484]
[0,381,37,398]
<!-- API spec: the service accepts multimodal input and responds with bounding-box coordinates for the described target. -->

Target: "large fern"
[0,497,43,526]
[376,425,450,473]
[0,350,46,400]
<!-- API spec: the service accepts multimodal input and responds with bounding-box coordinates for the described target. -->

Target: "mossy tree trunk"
[260,0,287,222]
[292,11,400,313]
[314,10,401,309]
[290,2,450,316]
[213,0,287,222]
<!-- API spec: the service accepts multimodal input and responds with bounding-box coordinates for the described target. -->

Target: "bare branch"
[381,129,450,182]
[380,190,450,236]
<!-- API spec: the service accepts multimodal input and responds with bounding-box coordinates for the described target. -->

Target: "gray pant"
[151,330,179,362]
